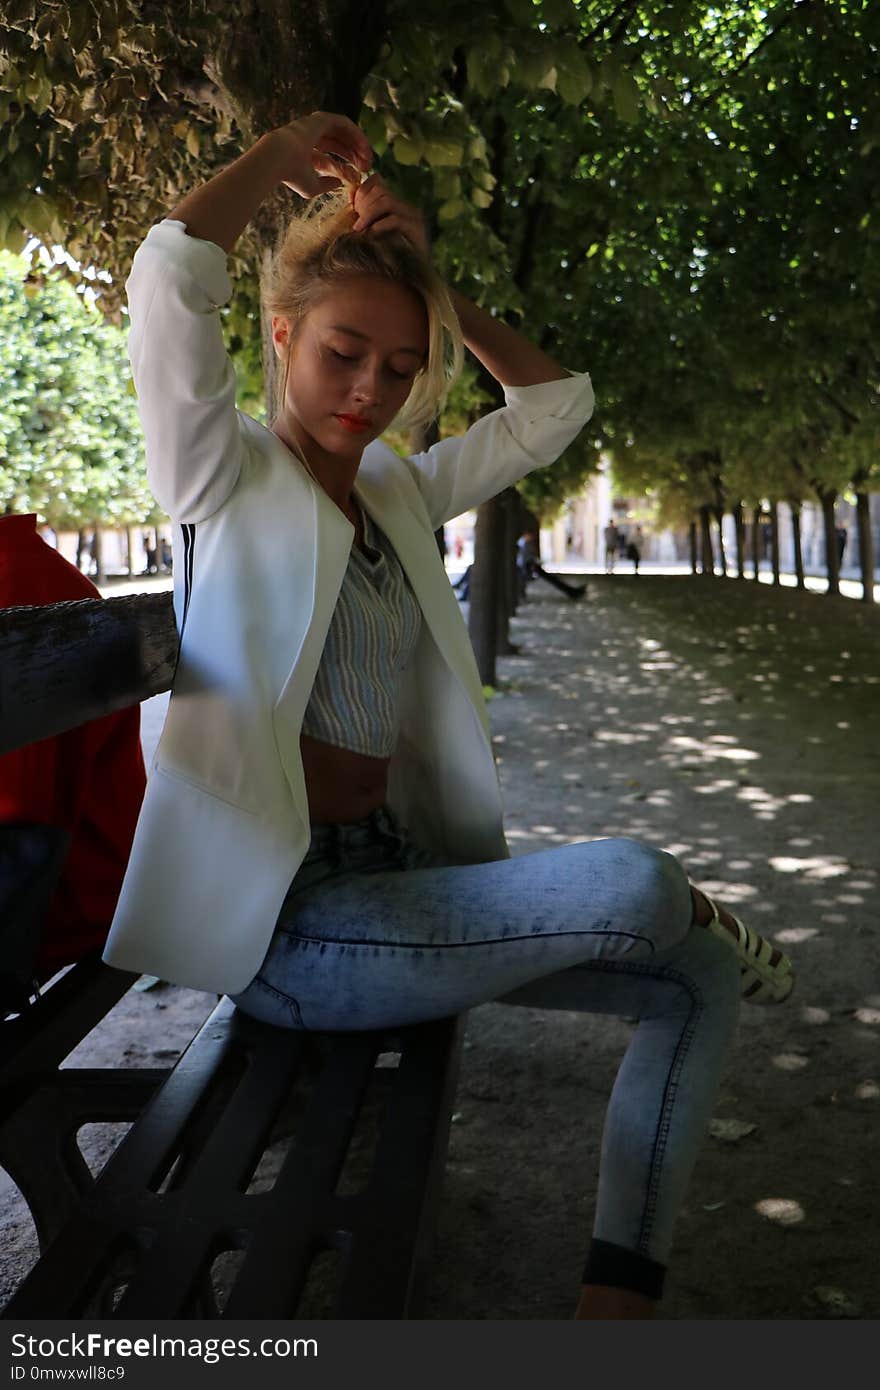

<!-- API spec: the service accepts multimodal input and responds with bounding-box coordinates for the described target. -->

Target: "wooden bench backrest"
[0,592,178,756]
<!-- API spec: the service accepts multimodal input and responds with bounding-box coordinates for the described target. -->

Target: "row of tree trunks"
[701,496,874,601]
[470,476,875,687]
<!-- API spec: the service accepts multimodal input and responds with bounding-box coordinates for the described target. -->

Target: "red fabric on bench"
[0,515,146,979]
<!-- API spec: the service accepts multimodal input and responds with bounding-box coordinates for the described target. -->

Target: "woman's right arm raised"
[127,114,372,522]
[169,113,373,254]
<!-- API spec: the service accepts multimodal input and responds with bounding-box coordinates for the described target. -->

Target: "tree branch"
[812,380,861,429]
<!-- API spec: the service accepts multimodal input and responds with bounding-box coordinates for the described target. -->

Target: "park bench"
[0,592,465,1318]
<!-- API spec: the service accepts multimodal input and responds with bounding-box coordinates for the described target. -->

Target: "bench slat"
[0,593,178,754]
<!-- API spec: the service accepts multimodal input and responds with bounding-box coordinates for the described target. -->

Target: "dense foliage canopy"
[1,1,877,533]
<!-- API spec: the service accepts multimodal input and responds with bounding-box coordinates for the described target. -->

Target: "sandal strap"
[701,894,794,1004]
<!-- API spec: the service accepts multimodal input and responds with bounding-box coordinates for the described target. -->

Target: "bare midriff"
[300,732,390,826]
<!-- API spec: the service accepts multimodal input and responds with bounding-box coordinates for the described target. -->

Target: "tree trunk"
[75,528,86,573]
[769,502,780,585]
[688,521,698,574]
[91,522,105,585]
[126,526,136,578]
[751,507,761,580]
[732,502,746,578]
[468,496,505,686]
[496,488,519,653]
[698,506,714,576]
[714,509,727,576]
[790,503,805,589]
[818,489,840,595]
[855,491,875,604]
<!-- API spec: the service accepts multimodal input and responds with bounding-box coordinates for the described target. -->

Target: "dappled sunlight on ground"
[492,579,878,997]
[467,573,879,1317]
[755,1197,806,1226]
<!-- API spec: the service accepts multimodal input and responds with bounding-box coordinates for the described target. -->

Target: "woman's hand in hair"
[274,112,373,199]
[350,175,429,255]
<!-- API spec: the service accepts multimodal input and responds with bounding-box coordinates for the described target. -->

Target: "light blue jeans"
[231,807,741,1296]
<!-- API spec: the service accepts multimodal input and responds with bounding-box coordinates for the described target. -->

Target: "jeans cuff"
[582,1238,666,1300]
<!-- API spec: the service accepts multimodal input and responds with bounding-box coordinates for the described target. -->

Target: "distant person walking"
[141,531,157,575]
[836,524,847,568]
[627,527,643,575]
[604,520,619,573]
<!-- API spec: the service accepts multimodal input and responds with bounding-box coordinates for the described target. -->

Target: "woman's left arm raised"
[351,176,567,386]
[351,176,593,527]
[445,288,568,387]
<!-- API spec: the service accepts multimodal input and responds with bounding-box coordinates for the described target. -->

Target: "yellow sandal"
[702,895,794,1005]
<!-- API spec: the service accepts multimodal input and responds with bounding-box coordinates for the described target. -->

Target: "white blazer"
[103,221,595,994]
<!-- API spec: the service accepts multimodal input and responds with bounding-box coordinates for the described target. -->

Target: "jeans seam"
[249,973,305,1028]
[544,954,702,1257]
[632,964,702,1254]
[289,927,654,951]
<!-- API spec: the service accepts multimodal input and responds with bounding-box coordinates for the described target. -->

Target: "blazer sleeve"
[403,371,595,530]
[125,218,244,523]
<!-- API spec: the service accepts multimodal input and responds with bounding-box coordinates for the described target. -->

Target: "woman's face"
[273,275,429,466]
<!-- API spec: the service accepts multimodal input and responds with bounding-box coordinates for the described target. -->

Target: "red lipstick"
[335,414,372,433]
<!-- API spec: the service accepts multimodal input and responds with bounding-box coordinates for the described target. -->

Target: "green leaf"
[20,194,54,236]
[613,71,640,124]
[556,44,594,106]
[515,50,552,90]
[471,187,493,208]
[466,48,493,99]
[437,198,466,223]
[422,138,464,168]
[392,134,423,165]
[597,53,620,89]
[433,170,462,200]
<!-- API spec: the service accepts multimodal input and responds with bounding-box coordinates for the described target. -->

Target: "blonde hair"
[263,188,464,433]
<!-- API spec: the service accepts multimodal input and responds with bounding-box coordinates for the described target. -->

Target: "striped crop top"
[301,507,422,757]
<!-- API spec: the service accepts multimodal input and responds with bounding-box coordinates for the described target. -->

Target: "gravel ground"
[2,571,878,1319]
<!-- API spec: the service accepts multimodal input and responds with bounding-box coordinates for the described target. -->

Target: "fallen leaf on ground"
[808,1286,862,1318]
[709,1118,758,1143]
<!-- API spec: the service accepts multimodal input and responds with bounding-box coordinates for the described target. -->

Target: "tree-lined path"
[432,574,880,1319]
